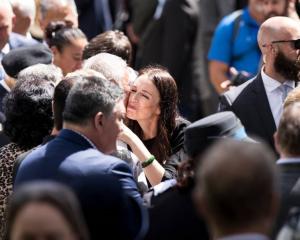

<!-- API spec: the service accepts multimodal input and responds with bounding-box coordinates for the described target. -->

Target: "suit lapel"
[251,74,276,145]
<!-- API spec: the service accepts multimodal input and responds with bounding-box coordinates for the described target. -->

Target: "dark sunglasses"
[271,39,300,49]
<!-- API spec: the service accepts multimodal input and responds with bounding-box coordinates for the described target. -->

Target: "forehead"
[133,74,156,88]
[0,7,13,26]
[45,5,77,26]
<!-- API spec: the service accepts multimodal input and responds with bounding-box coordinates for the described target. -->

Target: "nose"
[129,91,140,102]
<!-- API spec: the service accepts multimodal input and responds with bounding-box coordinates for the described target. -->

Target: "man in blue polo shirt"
[208,0,288,94]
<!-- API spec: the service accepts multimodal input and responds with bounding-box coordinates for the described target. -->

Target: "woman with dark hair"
[4,181,89,240]
[45,21,88,75]
[118,66,189,187]
[0,79,54,231]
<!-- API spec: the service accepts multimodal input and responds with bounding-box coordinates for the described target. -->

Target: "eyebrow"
[141,90,152,96]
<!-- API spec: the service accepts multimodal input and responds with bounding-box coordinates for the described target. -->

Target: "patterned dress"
[0,143,27,232]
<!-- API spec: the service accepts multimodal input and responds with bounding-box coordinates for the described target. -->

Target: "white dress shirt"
[261,69,294,128]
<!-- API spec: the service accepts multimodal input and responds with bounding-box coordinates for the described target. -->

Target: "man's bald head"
[258,16,300,50]
[39,0,78,33]
[257,16,300,81]
[0,0,15,49]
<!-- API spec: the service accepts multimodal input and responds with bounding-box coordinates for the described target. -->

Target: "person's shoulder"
[222,76,257,105]
[218,9,244,28]
[175,117,190,128]
[9,32,39,49]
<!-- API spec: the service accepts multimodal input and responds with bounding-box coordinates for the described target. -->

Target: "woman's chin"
[126,112,136,120]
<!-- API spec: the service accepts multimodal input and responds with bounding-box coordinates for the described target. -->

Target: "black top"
[145,186,209,240]
[142,118,189,181]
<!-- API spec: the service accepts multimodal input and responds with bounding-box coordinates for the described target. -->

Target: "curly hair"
[3,79,54,149]
[127,65,178,163]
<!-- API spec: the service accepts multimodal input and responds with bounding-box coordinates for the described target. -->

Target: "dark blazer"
[14,129,148,239]
[14,129,142,202]
[274,160,300,236]
[145,186,209,240]
[135,0,201,121]
[219,73,276,151]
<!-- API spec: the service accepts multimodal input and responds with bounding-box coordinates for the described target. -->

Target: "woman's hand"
[118,122,137,146]
[118,122,165,186]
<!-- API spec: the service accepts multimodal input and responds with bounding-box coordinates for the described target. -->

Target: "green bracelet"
[141,155,155,168]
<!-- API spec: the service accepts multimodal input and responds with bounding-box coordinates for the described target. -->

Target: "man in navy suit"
[14,72,142,203]
[219,17,300,152]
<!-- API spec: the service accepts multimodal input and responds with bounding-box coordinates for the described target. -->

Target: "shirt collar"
[67,129,98,150]
[0,79,11,92]
[277,158,300,165]
[261,68,295,92]
[1,43,10,55]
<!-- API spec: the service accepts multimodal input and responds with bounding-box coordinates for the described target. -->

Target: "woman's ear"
[155,104,161,116]
[51,46,59,57]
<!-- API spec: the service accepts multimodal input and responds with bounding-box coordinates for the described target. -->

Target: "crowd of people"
[0,0,300,239]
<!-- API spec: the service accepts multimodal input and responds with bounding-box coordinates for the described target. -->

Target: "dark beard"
[274,51,300,82]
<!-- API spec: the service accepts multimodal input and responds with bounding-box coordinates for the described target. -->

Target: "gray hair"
[63,74,123,125]
[10,0,36,23]
[83,53,128,88]
[18,64,63,85]
[39,0,77,20]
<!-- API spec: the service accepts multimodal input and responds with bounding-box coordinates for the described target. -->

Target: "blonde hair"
[284,86,300,109]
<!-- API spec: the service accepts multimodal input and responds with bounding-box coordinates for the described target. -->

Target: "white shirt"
[261,69,294,128]
[0,43,10,61]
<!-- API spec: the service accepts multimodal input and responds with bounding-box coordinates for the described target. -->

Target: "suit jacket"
[274,159,300,236]
[219,73,276,151]
[14,129,147,239]
[145,185,209,240]
[14,129,142,202]
[135,0,201,121]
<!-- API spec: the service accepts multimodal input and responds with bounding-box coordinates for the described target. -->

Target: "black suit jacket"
[135,0,201,121]
[219,73,276,151]
[274,161,300,236]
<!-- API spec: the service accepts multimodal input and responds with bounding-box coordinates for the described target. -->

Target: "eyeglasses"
[263,39,300,49]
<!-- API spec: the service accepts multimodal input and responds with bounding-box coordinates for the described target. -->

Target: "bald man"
[0,0,37,79]
[219,16,300,153]
[38,0,78,34]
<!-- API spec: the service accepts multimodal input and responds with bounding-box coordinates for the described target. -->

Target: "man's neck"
[263,65,287,84]
[280,152,300,159]
[248,6,264,24]
[212,221,270,240]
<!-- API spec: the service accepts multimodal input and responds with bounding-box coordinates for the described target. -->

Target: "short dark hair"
[82,30,132,64]
[3,79,54,149]
[195,140,278,229]
[4,181,89,240]
[53,77,77,130]
[277,102,300,156]
[63,75,123,125]
[45,21,86,52]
